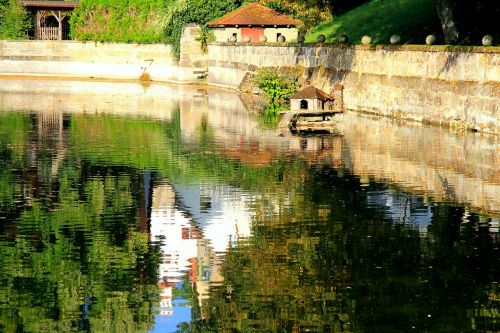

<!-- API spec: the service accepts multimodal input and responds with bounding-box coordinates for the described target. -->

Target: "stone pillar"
[178,24,208,70]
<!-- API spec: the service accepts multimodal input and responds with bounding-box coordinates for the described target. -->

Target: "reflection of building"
[150,181,254,320]
[158,283,174,316]
[175,184,253,253]
[172,183,254,308]
[150,183,199,317]
[366,188,433,233]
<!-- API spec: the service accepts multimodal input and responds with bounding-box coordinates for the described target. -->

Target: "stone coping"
[210,42,500,53]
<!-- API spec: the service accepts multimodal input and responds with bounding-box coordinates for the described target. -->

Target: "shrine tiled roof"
[208,3,302,27]
[289,86,331,100]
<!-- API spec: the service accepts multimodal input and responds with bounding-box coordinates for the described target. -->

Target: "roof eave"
[208,23,299,28]
[20,1,81,8]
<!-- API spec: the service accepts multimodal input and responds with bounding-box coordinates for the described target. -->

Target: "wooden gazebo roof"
[20,1,80,9]
[208,3,302,27]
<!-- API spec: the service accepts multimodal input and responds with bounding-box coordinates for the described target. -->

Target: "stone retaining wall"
[1,38,498,133]
[207,43,500,134]
[0,39,204,83]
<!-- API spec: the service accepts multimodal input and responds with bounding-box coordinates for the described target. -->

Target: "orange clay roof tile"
[289,86,331,100]
[208,3,302,27]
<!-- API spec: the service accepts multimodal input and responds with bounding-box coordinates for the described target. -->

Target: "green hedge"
[69,0,247,58]
[69,0,169,43]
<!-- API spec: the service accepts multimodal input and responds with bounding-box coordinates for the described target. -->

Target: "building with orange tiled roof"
[208,3,302,43]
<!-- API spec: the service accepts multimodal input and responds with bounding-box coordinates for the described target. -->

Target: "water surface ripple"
[0,79,498,333]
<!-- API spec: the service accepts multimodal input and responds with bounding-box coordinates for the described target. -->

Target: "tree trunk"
[433,0,459,44]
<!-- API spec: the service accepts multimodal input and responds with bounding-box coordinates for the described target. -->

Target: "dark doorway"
[300,100,308,110]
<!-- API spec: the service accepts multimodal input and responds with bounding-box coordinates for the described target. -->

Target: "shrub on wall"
[69,0,169,43]
[165,0,246,58]
[253,69,298,102]
[0,0,31,39]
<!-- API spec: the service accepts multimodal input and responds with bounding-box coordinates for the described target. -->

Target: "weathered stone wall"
[1,37,498,133]
[207,43,500,134]
[0,40,204,83]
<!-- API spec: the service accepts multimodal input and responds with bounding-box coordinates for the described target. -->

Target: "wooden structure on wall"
[20,1,80,40]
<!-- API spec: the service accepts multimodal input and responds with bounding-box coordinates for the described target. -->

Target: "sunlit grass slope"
[306,0,442,44]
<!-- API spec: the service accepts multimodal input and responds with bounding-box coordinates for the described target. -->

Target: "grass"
[306,0,442,45]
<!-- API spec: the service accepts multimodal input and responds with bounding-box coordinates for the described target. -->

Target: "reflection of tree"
[0,113,161,332]
[0,114,32,242]
[69,113,307,193]
[181,167,499,332]
[1,112,498,333]
[0,162,161,332]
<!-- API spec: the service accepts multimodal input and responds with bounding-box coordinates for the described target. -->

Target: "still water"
[0,79,498,332]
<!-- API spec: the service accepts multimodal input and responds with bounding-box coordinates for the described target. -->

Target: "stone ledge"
[209,42,500,54]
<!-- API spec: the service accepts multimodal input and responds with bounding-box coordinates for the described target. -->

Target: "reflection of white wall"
[175,183,253,253]
[366,189,433,233]
[150,182,255,319]
[490,218,499,233]
[159,286,173,310]
[150,184,198,281]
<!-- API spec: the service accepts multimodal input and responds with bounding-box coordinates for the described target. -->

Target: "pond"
[0,78,498,333]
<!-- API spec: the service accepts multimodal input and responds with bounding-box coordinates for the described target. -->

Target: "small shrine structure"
[20,1,80,40]
[208,3,302,43]
[289,86,335,113]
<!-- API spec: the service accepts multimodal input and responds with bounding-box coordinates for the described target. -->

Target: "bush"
[165,0,244,58]
[252,69,298,102]
[0,0,31,39]
[69,0,168,43]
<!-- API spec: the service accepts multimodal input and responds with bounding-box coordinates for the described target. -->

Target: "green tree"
[260,0,331,31]
[432,0,499,44]
[0,0,31,39]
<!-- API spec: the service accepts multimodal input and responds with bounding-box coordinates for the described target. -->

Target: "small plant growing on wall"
[196,29,216,53]
[252,69,298,103]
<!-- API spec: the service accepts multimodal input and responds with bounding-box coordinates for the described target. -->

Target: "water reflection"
[0,78,498,333]
[150,181,253,328]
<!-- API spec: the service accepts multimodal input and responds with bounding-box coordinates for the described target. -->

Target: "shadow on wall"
[438,46,476,76]
[295,45,355,107]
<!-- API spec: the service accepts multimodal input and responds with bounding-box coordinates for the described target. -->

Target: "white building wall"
[263,27,299,43]
[213,27,241,42]
[212,27,298,43]
[290,98,322,112]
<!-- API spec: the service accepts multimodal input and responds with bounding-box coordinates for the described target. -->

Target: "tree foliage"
[0,0,31,39]
[69,0,168,42]
[433,0,499,44]
[259,0,331,32]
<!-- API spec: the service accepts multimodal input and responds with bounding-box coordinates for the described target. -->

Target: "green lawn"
[306,0,442,45]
